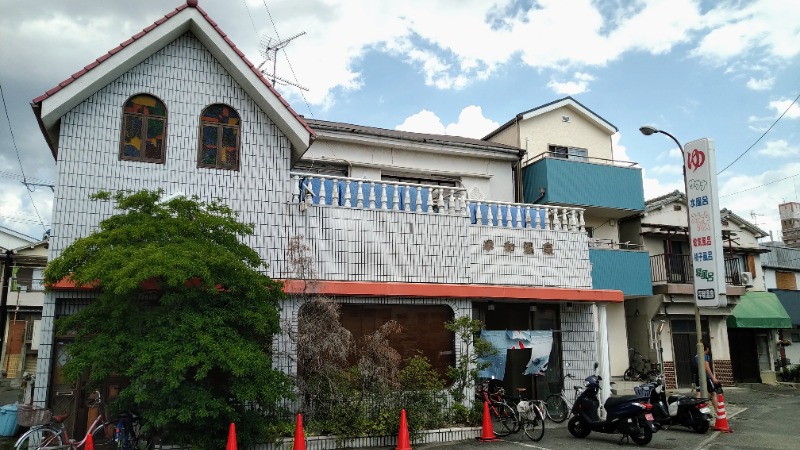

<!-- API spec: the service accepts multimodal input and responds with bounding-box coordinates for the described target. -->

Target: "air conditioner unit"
[739,272,753,287]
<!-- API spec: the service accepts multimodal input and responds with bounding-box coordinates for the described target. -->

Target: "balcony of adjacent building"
[649,254,747,296]
[589,239,652,297]
[5,276,46,309]
[288,172,596,289]
[520,151,645,217]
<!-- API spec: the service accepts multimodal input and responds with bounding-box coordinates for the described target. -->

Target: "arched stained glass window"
[119,94,167,163]
[198,104,240,170]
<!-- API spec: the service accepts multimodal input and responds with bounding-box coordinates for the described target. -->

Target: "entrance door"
[670,319,709,387]
[50,339,83,436]
[728,329,761,382]
[756,333,771,372]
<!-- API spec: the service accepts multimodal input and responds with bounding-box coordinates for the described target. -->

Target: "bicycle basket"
[516,400,537,422]
[17,405,53,427]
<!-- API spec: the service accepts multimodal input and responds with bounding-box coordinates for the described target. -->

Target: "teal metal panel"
[522,158,645,211]
[590,248,652,297]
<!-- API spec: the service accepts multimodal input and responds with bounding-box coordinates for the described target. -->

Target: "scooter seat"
[604,394,645,410]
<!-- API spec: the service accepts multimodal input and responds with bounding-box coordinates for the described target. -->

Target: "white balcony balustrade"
[290,173,584,232]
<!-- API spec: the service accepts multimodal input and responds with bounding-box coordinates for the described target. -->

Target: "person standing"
[695,343,720,412]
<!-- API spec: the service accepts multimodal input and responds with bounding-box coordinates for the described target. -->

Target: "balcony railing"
[527,151,640,168]
[9,278,45,292]
[290,173,586,232]
[650,254,742,285]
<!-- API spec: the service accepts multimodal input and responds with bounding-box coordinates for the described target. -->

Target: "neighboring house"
[779,202,800,248]
[29,0,624,439]
[0,237,48,381]
[634,190,788,388]
[0,225,37,251]
[760,242,800,371]
[484,97,652,379]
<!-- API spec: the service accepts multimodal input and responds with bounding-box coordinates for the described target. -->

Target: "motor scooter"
[568,373,658,446]
[636,374,713,433]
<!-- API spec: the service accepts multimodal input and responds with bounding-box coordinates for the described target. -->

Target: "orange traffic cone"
[712,392,732,433]
[85,433,95,450]
[476,401,500,442]
[395,409,412,450]
[226,423,237,450]
[293,414,307,450]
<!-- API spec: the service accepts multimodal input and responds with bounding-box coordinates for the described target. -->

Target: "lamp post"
[639,125,709,402]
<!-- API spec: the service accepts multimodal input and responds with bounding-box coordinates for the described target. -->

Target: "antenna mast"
[257,31,308,91]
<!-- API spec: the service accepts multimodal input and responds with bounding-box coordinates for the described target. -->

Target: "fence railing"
[290,173,586,232]
[650,254,742,286]
[9,278,45,292]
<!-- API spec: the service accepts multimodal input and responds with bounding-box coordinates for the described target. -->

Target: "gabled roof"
[483,96,618,140]
[644,190,768,238]
[32,0,314,161]
[305,118,524,159]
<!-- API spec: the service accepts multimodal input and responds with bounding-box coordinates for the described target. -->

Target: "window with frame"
[199,104,240,170]
[120,94,167,163]
[548,145,588,161]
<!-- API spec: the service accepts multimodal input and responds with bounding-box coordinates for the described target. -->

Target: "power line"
[717,91,800,175]
[720,172,800,197]
[0,82,48,232]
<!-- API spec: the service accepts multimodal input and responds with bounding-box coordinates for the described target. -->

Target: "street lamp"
[639,124,709,402]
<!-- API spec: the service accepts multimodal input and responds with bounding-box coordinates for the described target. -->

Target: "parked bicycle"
[475,379,518,437]
[623,348,660,382]
[544,373,580,423]
[14,391,152,450]
[504,387,546,442]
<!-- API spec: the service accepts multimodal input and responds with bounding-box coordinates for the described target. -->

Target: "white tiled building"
[31,1,625,439]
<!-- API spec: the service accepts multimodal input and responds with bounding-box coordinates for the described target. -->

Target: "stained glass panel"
[120,94,166,163]
[199,104,240,170]
[201,125,218,165]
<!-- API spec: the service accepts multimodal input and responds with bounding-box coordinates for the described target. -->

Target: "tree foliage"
[44,190,292,449]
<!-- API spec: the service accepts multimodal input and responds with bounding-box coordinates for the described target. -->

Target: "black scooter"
[637,374,713,433]
[568,373,658,446]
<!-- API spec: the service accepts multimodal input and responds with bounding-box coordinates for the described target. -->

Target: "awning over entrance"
[727,291,792,329]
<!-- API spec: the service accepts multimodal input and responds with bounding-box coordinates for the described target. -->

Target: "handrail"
[526,151,640,168]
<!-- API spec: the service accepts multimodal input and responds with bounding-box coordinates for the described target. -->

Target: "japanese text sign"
[685,138,727,308]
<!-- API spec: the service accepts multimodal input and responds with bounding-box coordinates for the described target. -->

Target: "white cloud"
[395,105,499,139]
[718,163,800,241]
[746,76,774,90]
[641,168,684,201]
[768,98,800,119]
[650,165,683,175]
[692,0,800,63]
[395,110,446,135]
[547,72,595,95]
[758,139,799,157]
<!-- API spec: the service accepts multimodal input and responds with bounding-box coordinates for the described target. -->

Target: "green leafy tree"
[444,316,495,404]
[44,190,292,449]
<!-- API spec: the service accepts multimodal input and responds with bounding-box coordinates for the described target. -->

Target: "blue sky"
[1,0,799,242]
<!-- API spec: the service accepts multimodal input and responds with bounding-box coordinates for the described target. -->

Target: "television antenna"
[257,31,308,91]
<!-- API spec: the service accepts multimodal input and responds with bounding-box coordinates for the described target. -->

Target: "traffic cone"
[476,401,500,442]
[226,423,237,450]
[293,414,307,450]
[85,433,94,450]
[395,409,412,450]
[712,392,732,433]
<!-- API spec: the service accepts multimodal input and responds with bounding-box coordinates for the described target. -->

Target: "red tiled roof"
[32,1,314,139]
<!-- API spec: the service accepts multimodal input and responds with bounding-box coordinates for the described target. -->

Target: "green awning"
[727,291,792,329]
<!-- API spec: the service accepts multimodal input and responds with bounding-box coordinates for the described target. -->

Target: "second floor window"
[120,94,167,163]
[199,104,240,170]
[549,145,588,161]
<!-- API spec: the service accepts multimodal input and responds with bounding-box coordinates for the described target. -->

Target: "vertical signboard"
[684,138,727,308]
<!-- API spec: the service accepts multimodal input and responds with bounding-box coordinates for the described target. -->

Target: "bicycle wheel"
[544,394,568,423]
[90,422,114,449]
[522,405,545,442]
[15,427,64,450]
[489,401,518,437]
